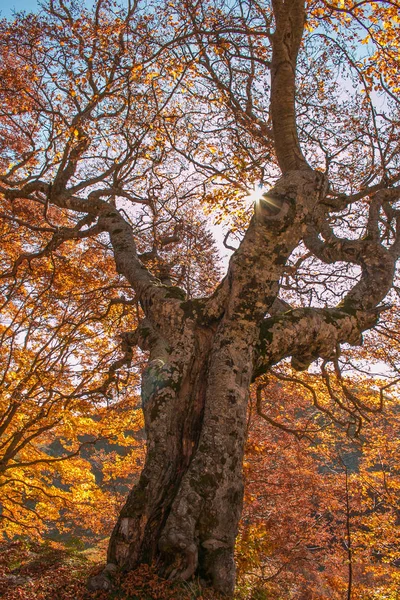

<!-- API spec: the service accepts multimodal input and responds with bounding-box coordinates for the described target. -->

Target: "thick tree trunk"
[105,315,253,595]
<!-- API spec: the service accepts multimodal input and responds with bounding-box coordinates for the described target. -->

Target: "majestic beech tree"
[1,0,399,596]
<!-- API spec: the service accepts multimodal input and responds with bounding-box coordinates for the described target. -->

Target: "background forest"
[1,0,400,598]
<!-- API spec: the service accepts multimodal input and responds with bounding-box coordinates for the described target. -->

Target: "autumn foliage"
[1,0,400,598]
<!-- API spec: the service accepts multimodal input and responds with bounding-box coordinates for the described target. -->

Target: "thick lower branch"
[254,306,380,377]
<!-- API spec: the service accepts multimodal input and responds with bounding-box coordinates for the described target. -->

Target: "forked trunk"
[87,169,330,597]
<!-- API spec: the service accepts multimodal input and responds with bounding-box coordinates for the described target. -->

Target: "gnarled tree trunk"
[90,168,389,596]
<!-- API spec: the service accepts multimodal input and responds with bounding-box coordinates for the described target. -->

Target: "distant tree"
[1,0,399,597]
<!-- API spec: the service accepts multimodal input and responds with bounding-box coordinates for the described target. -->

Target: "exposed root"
[87,563,117,592]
